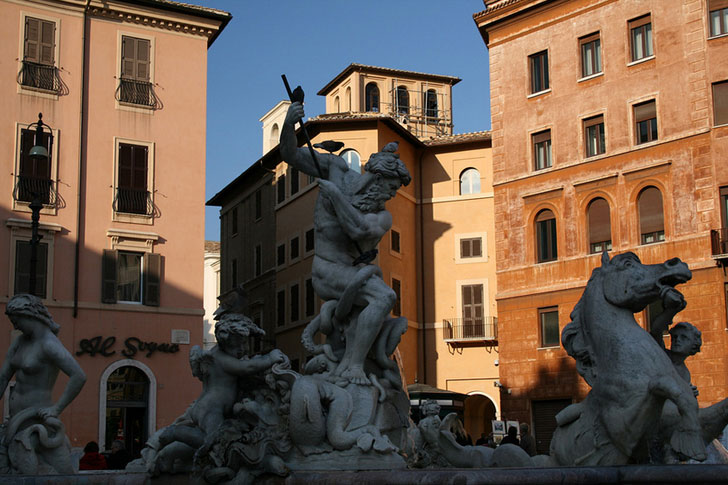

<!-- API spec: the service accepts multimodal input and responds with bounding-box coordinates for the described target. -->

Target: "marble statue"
[0,294,86,474]
[550,252,706,465]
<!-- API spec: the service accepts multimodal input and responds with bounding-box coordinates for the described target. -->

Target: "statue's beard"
[352,187,386,213]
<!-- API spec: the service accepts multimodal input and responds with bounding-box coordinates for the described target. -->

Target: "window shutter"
[143,253,161,306]
[24,17,40,62]
[136,38,150,81]
[121,37,136,78]
[102,249,118,303]
[39,20,55,65]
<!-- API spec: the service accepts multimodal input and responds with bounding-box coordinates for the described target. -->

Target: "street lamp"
[26,113,53,297]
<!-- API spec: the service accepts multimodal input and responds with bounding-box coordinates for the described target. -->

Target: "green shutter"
[143,253,161,306]
[102,249,118,303]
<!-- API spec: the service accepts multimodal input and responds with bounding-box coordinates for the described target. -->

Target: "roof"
[205,240,221,252]
[318,63,462,96]
[473,0,525,20]
[424,130,492,147]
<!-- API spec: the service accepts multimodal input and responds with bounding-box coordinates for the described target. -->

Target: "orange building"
[209,64,501,439]
[0,0,229,456]
[475,0,728,453]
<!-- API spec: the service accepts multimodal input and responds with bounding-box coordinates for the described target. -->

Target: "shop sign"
[76,336,180,358]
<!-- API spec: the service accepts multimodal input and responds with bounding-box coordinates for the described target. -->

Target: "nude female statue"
[0,294,86,474]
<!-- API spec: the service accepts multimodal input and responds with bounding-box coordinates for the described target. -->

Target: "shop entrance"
[105,366,149,459]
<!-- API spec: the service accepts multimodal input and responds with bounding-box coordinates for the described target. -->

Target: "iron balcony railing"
[17,60,68,95]
[113,187,155,216]
[443,317,498,343]
[711,228,728,257]
[13,175,62,207]
[115,78,163,109]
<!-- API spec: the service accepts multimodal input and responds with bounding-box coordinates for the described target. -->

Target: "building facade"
[210,64,501,438]
[0,0,229,456]
[475,0,728,453]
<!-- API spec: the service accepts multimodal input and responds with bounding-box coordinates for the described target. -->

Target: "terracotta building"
[475,0,728,453]
[209,64,500,438]
[0,0,229,456]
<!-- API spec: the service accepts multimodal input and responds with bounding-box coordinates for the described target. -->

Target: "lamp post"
[26,113,52,297]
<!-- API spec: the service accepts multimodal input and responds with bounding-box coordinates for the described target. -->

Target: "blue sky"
[203,1,491,241]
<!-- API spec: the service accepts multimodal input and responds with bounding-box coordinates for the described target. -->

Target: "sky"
[202,1,491,241]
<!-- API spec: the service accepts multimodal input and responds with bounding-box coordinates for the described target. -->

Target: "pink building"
[0,0,229,456]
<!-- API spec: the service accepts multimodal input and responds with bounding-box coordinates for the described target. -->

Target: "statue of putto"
[0,294,86,474]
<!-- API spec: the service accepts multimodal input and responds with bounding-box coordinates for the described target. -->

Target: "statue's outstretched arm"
[280,102,342,179]
[219,348,286,377]
[649,287,686,348]
[40,339,86,418]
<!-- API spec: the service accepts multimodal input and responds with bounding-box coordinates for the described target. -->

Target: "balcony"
[13,175,63,207]
[711,228,728,261]
[115,78,163,109]
[113,187,155,216]
[17,60,68,95]
[443,317,498,345]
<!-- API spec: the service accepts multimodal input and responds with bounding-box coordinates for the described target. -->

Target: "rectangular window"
[16,128,53,204]
[634,100,657,144]
[255,244,262,277]
[629,15,653,62]
[101,249,161,306]
[584,115,605,157]
[277,290,285,326]
[713,80,728,126]
[536,215,558,263]
[305,278,315,317]
[529,50,549,94]
[255,189,262,220]
[116,143,149,215]
[391,230,401,253]
[532,130,552,170]
[290,236,300,260]
[461,284,484,338]
[580,33,602,77]
[231,258,238,288]
[392,278,401,316]
[460,238,483,258]
[277,174,286,203]
[14,240,48,298]
[119,36,154,106]
[709,0,728,37]
[290,167,299,195]
[231,207,238,236]
[290,284,300,322]
[277,243,285,266]
[22,17,56,91]
[305,229,315,253]
[539,307,560,347]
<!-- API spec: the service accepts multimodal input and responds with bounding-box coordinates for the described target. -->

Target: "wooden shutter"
[25,18,55,64]
[118,143,148,190]
[121,36,150,81]
[39,20,55,65]
[24,17,40,62]
[143,253,161,306]
[102,249,118,303]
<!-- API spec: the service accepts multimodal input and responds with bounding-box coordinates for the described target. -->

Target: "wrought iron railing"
[115,78,163,109]
[113,187,156,216]
[443,317,498,342]
[13,175,63,207]
[17,60,68,95]
[711,228,728,257]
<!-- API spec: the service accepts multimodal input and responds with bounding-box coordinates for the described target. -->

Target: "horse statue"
[550,252,706,465]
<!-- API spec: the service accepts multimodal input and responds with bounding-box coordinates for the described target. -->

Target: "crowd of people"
[78,440,131,471]
[473,422,538,456]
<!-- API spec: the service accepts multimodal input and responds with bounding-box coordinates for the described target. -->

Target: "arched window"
[105,365,150,457]
[424,89,438,121]
[269,123,279,149]
[587,197,611,253]
[459,168,481,195]
[341,149,361,173]
[536,209,557,262]
[396,86,409,115]
[638,186,665,244]
[345,87,351,112]
[333,96,340,113]
[365,83,379,112]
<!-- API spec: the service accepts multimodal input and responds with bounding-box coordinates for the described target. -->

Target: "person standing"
[519,423,537,456]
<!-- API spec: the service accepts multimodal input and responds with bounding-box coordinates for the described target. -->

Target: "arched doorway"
[464,393,497,443]
[99,360,156,458]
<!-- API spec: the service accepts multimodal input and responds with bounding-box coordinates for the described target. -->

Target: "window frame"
[713,80,728,126]
[101,233,161,306]
[276,173,286,204]
[276,242,286,268]
[456,232,488,264]
[634,99,658,145]
[13,123,59,216]
[583,114,606,158]
[424,88,438,122]
[7,220,59,300]
[289,235,301,263]
[587,197,612,254]
[529,50,550,95]
[532,129,552,170]
[709,0,728,38]
[305,277,316,318]
[290,282,300,324]
[116,31,155,112]
[276,288,286,327]
[341,149,361,173]
[304,227,315,257]
[290,166,300,196]
[539,307,560,348]
[459,168,481,195]
[18,11,61,98]
[365,82,380,112]
[391,229,401,254]
[536,209,558,263]
[392,277,402,317]
[629,14,653,63]
[113,137,155,224]
[579,32,602,79]
[638,186,665,245]
[396,86,410,115]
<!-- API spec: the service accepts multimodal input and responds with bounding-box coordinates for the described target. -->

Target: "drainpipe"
[73,0,90,317]
[417,148,427,384]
